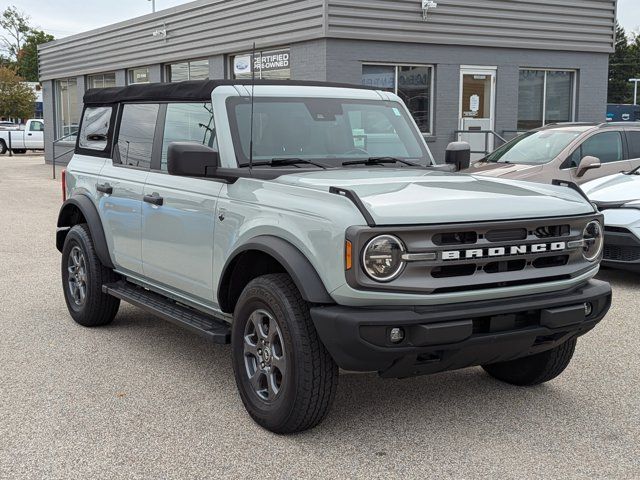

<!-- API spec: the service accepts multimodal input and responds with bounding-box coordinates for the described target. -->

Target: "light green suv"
[57,80,611,433]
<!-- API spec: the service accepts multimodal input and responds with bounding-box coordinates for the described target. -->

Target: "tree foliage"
[609,23,640,104]
[0,66,36,119]
[0,6,30,62]
[0,6,54,82]
[19,30,54,81]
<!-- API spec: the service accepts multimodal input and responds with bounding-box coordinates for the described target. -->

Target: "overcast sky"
[2,0,640,38]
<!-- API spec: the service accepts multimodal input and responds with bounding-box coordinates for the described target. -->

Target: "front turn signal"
[345,240,352,271]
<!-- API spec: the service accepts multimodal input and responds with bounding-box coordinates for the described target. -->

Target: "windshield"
[485,130,582,165]
[226,97,432,167]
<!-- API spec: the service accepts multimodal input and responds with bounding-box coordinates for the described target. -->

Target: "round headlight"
[582,220,604,262]
[362,235,406,282]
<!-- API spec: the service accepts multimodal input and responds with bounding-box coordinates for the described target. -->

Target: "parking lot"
[0,156,638,479]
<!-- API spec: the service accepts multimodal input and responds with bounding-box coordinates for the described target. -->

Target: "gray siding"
[326,0,616,54]
[39,0,325,80]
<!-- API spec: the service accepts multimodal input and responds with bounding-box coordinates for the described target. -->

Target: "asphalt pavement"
[0,156,638,479]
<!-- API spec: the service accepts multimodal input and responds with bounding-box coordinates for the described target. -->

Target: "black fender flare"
[218,235,334,310]
[56,194,114,269]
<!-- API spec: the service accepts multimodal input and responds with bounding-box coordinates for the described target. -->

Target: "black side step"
[103,281,231,344]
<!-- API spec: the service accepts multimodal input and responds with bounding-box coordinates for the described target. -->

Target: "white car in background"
[583,168,640,272]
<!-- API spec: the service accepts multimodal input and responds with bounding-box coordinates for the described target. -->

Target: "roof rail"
[599,121,640,128]
[537,122,597,130]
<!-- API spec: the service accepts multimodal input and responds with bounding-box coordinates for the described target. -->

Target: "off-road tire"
[231,273,339,434]
[61,224,120,327]
[0,140,6,154]
[482,338,578,386]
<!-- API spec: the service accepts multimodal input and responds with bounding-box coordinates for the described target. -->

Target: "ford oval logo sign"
[235,60,249,72]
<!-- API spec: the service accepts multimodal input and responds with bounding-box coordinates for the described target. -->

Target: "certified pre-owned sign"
[234,48,290,77]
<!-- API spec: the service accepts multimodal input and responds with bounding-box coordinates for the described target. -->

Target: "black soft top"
[83,79,373,105]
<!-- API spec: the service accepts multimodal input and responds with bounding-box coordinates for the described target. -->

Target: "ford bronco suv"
[57,80,611,434]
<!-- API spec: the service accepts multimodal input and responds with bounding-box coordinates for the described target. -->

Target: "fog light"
[584,302,593,317]
[389,327,405,344]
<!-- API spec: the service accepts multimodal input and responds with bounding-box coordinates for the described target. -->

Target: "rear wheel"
[61,224,120,327]
[0,140,6,154]
[482,338,577,386]
[231,273,338,434]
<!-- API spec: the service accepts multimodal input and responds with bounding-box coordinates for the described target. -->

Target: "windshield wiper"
[239,158,328,169]
[342,157,422,167]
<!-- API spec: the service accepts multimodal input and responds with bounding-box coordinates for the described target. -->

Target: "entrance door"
[458,68,496,161]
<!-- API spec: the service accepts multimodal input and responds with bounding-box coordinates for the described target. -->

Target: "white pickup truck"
[0,119,44,154]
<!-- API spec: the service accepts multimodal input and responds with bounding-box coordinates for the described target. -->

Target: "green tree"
[18,30,54,81]
[0,66,36,119]
[0,6,30,63]
[608,23,634,104]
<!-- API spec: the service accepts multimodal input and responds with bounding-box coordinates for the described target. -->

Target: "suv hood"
[465,161,544,179]
[274,168,594,225]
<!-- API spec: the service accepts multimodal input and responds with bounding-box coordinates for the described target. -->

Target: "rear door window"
[116,104,160,169]
[160,102,216,171]
[78,107,112,152]
[626,131,640,160]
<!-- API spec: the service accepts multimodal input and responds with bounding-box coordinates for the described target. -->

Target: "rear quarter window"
[78,106,114,153]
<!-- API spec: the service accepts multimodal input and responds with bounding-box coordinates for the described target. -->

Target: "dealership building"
[38,0,616,163]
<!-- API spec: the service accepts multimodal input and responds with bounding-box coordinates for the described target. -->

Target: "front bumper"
[603,228,640,272]
[311,280,611,378]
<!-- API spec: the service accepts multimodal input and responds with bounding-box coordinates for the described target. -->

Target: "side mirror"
[576,155,601,178]
[167,142,219,177]
[445,141,471,172]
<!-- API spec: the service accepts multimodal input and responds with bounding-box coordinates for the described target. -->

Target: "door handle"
[27,133,32,136]
[96,183,113,195]
[144,193,164,206]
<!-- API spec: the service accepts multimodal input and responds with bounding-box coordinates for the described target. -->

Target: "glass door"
[458,68,496,160]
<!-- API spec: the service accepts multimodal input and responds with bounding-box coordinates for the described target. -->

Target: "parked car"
[57,80,611,433]
[582,169,640,272]
[463,122,640,184]
[0,119,44,154]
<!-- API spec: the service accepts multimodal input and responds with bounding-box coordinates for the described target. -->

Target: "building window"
[128,67,151,84]
[165,59,209,82]
[87,73,116,89]
[518,69,575,131]
[232,48,290,80]
[55,78,79,139]
[362,64,433,134]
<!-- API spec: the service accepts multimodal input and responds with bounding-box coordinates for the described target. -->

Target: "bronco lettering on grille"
[442,242,566,261]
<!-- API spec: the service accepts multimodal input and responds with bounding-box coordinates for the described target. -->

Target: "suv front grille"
[346,215,599,294]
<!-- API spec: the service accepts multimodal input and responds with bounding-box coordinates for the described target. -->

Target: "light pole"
[148,0,156,13]
[630,79,640,105]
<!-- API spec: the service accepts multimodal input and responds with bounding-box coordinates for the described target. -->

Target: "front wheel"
[231,274,338,434]
[0,140,6,154]
[482,338,577,386]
